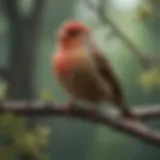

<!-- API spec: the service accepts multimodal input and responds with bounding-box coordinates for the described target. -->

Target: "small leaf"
[138,67,160,91]
[0,146,15,160]
[40,90,54,103]
[136,2,154,21]
[34,125,50,147]
[14,132,38,153]
[35,125,50,137]
[40,154,49,160]
[0,83,8,101]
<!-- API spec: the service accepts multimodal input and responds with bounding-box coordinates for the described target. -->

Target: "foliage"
[40,90,54,103]
[138,67,160,91]
[0,114,50,160]
[136,1,155,21]
[0,84,51,160]
[0,82,8,101]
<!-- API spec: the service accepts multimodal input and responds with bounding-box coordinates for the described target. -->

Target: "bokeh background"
[0,0,160,160]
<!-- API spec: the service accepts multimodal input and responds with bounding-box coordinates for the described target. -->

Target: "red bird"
[52,21,133,117]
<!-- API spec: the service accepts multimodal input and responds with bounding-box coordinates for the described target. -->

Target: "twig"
[1,100,160,147]
[85,0,160,68]
[28,0,45,25]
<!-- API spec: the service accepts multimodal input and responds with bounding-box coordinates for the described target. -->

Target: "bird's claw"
[121,110,137,119]
[89,105,99,115]
[62,100,75,113]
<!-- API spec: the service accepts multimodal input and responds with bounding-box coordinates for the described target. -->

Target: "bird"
[52,20,134,117]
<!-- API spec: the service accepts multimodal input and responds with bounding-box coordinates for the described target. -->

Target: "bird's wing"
[89,42,124,104]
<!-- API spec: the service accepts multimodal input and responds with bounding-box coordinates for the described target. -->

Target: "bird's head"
[57,21,90,48]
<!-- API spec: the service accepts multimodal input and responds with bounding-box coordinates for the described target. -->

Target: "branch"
[28,0,45,25]
[1,100,160,147]
[109,105,160,119]
[85,0,160,68]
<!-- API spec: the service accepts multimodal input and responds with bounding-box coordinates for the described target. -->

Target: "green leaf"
[0,146,15,160]
[34,125,50,147]
[22,132,38,153]
[35,125,50,137]
[0,83,8,101]
[138,67,160,91]
[0,113,50,160]
[40,90,54,103]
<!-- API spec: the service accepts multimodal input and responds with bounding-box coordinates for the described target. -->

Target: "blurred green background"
[0,0,160,160]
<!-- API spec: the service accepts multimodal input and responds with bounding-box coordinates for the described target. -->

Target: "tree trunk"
[4,0,45,159]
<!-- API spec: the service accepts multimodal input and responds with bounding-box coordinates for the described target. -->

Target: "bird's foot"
[89,105,99,115]
[62,100,75,113]
[121,109,137,119]
[118,103,137,119]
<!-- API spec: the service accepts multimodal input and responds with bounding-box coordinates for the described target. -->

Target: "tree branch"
[28,0,45,25]
[85,0,160,68]
[1,100,160,147]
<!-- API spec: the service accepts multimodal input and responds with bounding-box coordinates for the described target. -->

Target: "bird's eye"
[67,30,80,37]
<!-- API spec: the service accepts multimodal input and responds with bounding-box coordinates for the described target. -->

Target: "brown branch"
[85,0,160,68]
[135,106,160,118]
[1,100,160,147]
[108,105,160,119]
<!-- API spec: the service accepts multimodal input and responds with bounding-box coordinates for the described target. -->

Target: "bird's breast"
[53,52,109,102]
[54,51,93,78]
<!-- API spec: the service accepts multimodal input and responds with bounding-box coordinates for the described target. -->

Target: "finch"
[52,21,133,117]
